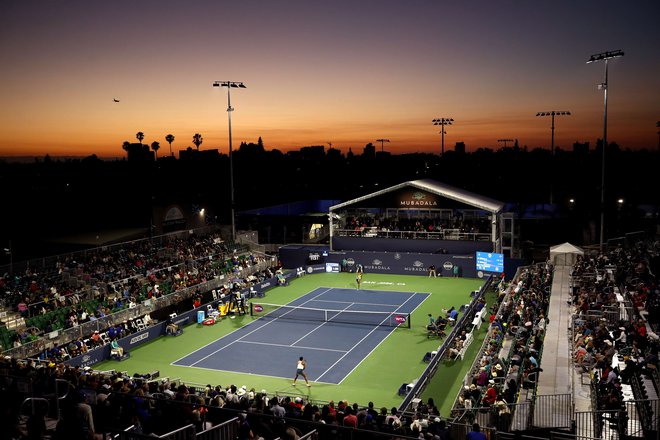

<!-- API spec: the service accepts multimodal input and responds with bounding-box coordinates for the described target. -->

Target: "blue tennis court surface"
[172,287,429,384]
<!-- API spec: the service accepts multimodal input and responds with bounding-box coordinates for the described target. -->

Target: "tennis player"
[356,271,362,289]
[293,356,311,387]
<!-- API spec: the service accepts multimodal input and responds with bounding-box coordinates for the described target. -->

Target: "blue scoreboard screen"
[476,252,504,273]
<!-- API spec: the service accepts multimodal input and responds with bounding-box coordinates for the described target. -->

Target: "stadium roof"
[329,179,505,214]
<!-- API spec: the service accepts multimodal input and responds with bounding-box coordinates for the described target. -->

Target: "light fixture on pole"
[536,111,571,156]
[212,80,247,241]
[497,139,514,148]
[587,49,624,253]
[432,118,453,155]
[376,139,390,152]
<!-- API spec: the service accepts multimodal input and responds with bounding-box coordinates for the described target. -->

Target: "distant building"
[178,147,221,161]
[362,143,376,159]
[124,143,154,162]
[454,142,466,154]
[573,141,589,154]
[300,145,325,160]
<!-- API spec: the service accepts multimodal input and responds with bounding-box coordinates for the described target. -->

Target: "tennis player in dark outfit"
[293,356,311,387]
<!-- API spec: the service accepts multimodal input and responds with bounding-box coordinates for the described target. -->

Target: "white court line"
[315,292,421,382]
[169,362,339,385]
[170,287,333,366]
[289,301,355,347]
[308,298,401,308]
[238,340,348,353]
[336,291,430,385]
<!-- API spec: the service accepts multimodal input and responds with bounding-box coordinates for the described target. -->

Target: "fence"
[399,275,495,412]
[334,228,491,241]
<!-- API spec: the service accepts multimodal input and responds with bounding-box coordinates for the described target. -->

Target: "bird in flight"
[113,98,120,102]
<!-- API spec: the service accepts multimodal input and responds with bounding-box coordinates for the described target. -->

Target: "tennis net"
[249,302,411,328]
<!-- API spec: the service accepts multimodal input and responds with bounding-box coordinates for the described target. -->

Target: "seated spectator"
[110,339,124,358]
[166,319,179,335]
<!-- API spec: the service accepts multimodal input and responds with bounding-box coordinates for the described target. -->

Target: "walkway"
[535,265,592,427]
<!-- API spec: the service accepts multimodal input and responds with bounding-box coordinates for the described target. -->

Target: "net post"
[249,302,254,317]
[407,313,411,329]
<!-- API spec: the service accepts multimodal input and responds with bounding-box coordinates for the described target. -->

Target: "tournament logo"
[253,304,264,313]
[365,259,390,271]
[130,333,149,345]
[82,355,91,363]
[346,258,355,267]
[443,261,454,271]
[404,261,426,272]
[307,266,314,274]
[394,253,401,260]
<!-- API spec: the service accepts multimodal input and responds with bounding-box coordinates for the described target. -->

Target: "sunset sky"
[1,1,658,158]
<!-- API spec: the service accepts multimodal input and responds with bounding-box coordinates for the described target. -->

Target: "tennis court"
[172,287,429,384]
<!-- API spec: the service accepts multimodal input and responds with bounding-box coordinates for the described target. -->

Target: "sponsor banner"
[397,189,439,207]
[324,251,478,277]
[305,264,326,273]
[66,346,110,368]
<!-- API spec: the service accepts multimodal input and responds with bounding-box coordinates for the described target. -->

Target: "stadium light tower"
[212,80,247,241]
[656,121,660,152]
[536,111,571,156]
[432,118,453,155]
[587,49,624,253]
[497,139,514,148]
[376,139,390,152]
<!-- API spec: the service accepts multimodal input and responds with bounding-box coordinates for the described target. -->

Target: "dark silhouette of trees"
[151,141,161,160]
[136,132,145,146]
[192,133,203,150]
[165,134,175,156]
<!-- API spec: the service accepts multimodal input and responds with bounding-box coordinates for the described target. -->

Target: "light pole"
[536,111,571,205]
[656,121,660,152]
[587,50,624,253]
[536,111,571,156]
[497,139,514,148]
[432,118,453,155]
[376,139,390,152]
[212,80,246,242]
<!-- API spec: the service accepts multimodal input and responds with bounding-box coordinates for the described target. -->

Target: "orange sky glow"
[1,1,658,158]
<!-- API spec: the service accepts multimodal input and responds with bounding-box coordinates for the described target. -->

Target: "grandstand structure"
[328,178,516,257]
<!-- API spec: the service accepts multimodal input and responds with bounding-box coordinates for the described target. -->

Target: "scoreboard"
[476,252,504,273]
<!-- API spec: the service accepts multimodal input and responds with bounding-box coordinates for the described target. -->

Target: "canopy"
[549,242,584,266]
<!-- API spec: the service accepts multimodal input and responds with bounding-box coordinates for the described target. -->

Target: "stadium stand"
[2,230,658,440]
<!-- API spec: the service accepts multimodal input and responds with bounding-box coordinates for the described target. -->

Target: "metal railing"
[195,417,238,440]
[334,228,491,241]
[399,275,494,412]
[2,258,278,359]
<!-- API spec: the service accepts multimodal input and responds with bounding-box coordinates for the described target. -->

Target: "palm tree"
[165,134,175,156]
[136,132,145,146]
[151,141,161,160]
[192,133,203,150]
[122,141,130,158]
